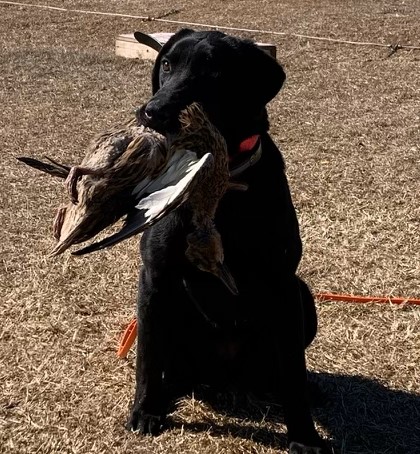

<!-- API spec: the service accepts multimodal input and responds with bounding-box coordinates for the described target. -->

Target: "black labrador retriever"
[129,29,329,453]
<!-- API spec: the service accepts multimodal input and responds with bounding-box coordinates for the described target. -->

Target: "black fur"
[129,29,329,452]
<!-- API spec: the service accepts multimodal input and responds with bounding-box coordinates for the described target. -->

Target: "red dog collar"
[230,134,262,177]
[239,134,260,153]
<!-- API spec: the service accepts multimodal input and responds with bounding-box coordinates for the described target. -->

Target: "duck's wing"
[73,151,213,255]
[17,156,71,178]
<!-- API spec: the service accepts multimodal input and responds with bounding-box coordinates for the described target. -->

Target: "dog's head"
[137,29,286,147]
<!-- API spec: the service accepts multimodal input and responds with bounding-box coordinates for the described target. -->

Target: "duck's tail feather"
[17,156,71,178]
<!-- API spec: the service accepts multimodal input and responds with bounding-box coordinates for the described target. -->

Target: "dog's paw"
[126,410,164,435]
[289,441,333,454]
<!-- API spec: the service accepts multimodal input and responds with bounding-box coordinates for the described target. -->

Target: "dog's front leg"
[126,267,169,435]
[272,276,331,454]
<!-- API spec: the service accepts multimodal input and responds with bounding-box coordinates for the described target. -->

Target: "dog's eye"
[161,60,171,72]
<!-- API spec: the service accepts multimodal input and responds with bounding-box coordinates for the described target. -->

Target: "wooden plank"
[116,32,277,60]
[116,33,158,60]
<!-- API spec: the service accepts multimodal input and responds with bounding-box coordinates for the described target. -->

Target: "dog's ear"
[220,36,286,107]
[151,29,195,94]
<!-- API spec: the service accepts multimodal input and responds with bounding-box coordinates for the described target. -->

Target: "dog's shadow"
[169,372,420,453]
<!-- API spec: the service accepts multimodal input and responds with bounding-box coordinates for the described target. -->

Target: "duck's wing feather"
[72,151,213,255]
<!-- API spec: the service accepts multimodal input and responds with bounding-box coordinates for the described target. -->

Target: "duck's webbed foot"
[53,205,67,240]
[65,166,103,204]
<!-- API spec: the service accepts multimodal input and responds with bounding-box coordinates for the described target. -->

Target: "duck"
[18,103,240,294]
[74,102,240,294]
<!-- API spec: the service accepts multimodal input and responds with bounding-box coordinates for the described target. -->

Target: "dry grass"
[1,1,419,453]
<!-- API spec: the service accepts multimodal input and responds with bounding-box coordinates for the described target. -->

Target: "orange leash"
[315,293,420,305]
[117,293,420,357]
[117,318,137,358]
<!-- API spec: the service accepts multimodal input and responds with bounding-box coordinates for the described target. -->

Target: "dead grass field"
[1,1,419,453]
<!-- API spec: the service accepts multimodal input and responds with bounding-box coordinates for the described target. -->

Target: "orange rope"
[316,292,420,305]
[117,318,137,358]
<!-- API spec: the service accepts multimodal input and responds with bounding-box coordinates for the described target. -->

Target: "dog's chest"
[216,337,242,361]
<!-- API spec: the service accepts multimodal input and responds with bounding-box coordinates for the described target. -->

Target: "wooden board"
[116,32,277,60]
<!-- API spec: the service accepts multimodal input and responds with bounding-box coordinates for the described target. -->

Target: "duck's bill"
[72,151,214,255]
[217,262,239,296]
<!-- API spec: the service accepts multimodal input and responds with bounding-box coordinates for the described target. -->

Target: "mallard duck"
[18,103,239,294]
[74,102,239,294]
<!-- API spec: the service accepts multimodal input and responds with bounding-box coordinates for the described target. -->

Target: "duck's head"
[186,228,238,295]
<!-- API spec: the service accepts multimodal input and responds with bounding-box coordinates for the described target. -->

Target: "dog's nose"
[136,100,177,133]
[144,102,159,121]
[144,106,153,120]
[135,103,158,127]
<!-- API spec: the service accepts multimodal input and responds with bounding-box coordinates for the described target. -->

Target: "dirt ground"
[1,1,419,453]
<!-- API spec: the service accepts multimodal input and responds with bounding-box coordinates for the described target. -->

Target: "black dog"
[129,29,329,453]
